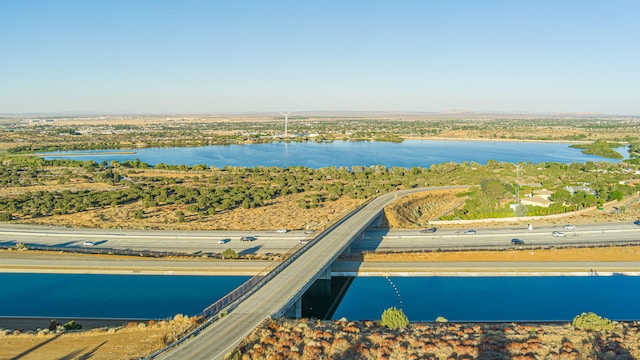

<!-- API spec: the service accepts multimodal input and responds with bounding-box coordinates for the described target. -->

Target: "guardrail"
[357,240,640,256]
[0,244,197,258]
[144,201,370,359]
[201,201,367,318]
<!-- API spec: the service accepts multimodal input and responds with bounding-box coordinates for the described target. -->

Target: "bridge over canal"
[156,188,433,360]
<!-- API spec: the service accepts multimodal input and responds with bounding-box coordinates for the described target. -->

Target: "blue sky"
[1,0,638,115]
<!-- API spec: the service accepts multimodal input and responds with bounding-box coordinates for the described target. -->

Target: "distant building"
[531,189,553,200]
[564,185,596,195]
[520,196,552,208]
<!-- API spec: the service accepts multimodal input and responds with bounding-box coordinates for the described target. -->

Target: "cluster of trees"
[446,174,637,220]
[0,154,638,222]
[570,140,625,159]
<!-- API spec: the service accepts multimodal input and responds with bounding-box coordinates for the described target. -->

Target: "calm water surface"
[0,273,249,319]
[2,274,637,321]
[41,140,629,168]
[331,276,639,322]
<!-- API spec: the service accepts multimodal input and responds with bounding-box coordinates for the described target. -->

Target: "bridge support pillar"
[318,266,332,280]
[369,213,384,228]
[341,245,351,257]
[284,297,302,318]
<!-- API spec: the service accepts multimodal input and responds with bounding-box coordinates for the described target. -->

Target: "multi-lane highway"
[355,222,640,252]
[0,224,305,254]
[1,222,638,257]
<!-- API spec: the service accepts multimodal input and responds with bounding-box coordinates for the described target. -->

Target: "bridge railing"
[200,201,367,318]
[144,202,369,359]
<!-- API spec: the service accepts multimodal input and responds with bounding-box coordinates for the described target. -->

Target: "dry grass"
[0,315,200,360]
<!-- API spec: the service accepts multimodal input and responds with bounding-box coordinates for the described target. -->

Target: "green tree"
[609,189,624,201]
[550,189,572,203]
[221,248,238,259]
[133,209,144,219]
[176,210,185,223]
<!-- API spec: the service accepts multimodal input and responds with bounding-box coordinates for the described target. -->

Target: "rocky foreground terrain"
[231,318,640,360]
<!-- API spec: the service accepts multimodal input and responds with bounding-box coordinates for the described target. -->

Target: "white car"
[217,239,230,244]
[552,231,566,237]
[563,224,576,229]
[275,229,289,233]
[82,241,95,246]
[463,230,477,235]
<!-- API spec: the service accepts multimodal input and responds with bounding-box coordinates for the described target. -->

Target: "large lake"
[40,140,629,168]
[1,274,638,322]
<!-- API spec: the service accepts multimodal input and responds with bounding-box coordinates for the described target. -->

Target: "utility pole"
[509,162,525,204]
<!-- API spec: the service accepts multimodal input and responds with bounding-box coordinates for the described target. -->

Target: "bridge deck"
[157,189,426,360]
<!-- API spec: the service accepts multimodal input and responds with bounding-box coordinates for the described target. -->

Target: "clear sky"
[1,0,638,115]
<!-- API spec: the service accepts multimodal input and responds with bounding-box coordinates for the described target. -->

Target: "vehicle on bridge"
[552,231,566,237]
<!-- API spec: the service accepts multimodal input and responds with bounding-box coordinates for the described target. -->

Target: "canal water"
[0,273,249,319]
[1,274,637,322]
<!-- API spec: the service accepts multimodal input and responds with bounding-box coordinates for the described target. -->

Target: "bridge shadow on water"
[300,276,355,320]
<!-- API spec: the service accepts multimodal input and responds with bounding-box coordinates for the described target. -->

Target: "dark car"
[511,238,524,245]
[420,227,437,233]
[634,220,640,226]
[240,236,256,242]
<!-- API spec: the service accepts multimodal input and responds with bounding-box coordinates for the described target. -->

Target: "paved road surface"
[2,222,639,256]
[1,222,639,276]
[0,224,306,254]
[355,222,640,252]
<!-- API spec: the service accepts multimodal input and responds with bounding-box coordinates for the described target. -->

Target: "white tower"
[279,111,291,136]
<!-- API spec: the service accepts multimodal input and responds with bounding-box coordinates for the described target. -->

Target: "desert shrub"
[62,320,82,330]
[225,349,242,360]
[221,248,238,259]
[11,243,28,250]
[435,316,448,323]
[572,312,615,331]
[380,307,409,329]
[0,212,11,221]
